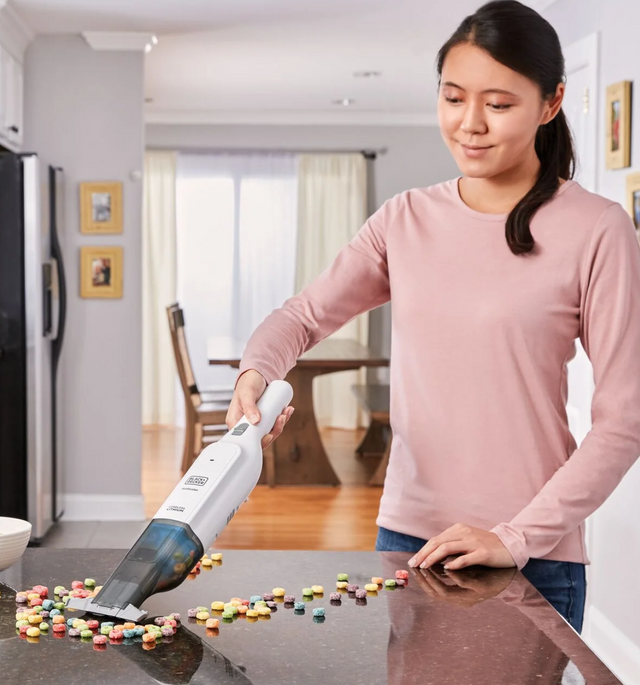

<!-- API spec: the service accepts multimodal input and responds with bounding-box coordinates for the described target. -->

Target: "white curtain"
[142,150,177,425]
[296,154,369,429]
[175,152,298,414]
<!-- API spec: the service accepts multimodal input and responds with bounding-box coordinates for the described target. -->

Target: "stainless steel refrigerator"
[0,152,66,543]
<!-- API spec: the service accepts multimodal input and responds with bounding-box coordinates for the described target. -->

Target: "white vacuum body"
[67,380,293,622]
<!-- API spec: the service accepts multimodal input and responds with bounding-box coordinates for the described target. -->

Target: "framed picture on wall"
[605,81,632,170]
[80,181,123,234]
[80,246,123,298]
[626,172,640,236]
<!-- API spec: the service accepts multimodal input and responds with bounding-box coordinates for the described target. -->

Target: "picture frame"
[605,81,632,170]
[80,246,123,299]
[626,171,640,235]
[80,181,123,234]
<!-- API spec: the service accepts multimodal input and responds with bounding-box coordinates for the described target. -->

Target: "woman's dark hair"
[436,0,576,256]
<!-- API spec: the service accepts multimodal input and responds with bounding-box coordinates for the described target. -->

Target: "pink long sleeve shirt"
[238,177,640,570]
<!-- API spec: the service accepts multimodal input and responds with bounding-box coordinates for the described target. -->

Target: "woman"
[225,0,640,635]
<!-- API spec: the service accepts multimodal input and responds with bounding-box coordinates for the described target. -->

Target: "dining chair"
[167,303,231,473]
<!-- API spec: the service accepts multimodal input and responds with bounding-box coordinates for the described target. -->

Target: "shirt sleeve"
[236,194,400,386]
[491,202,640,570]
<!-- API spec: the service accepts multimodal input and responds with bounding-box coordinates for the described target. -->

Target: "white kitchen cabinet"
[0,44,23,151]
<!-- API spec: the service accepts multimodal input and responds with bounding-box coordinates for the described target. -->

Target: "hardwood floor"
[142,425,384,550]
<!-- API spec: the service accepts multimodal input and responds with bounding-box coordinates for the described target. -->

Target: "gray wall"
[147,123,460,375]
[24,35,145,509]
[545,0,640,662]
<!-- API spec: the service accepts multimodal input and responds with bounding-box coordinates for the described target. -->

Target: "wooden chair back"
[166,303,202,410]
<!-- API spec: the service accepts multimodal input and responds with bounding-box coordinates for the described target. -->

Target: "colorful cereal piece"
[205,618,220,629]
[28,615,42,625]
[249,595,262,604]
[142,632,157,643]
[237,605,248,615]
[312,607,325,617]
[71,580,83,590]
[311,585,324,594]
[253,600,267,607]
[52,623,66,634]
[283,595,295,603]
[364,583,379,592]
[262,593,274,601]
[52,615,66,624]
[395,569,409,580]
[337,573,349,581]
[396,578,406,586]
[371,577,384,585]
[109,630,124,640]
[84,578,96,588]
[272,587,285,597]
[355,589,367,599]
[223,604,238,614]
[221,610,234,619]
[53,602,65,611]
[26,627,40,637]
[99,626,110,635]
[40,611,50,619]
[384,579,397,587]
[256,606,271,615]
[123,629,136,638]
[302,588,313,596]
[160,626,174,637]
[246,609,258,618]
[39,622,49,631]
[80,629,93,639]
[18,625,30,635]
[30,598,43,607]
[187,608,198,618]
[163,619,177,628]
[210,553,222,561]
[201,558,213,567]
[170,613,181,622]
[33,585,48,598]
[57,588,69,597]
[329,592,341,601]
[346,584,359,592]
[15,620,29,628]
[42,599,54,611]
[211,601,225,611]
[92,634,107,645]
[265,601,276,609]
[294,602,305,611]
[336,581,348,589]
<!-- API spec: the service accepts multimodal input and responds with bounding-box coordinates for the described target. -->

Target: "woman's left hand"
[408,523,517,571]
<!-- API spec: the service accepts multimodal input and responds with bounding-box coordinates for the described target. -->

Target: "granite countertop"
[0,549,622,684]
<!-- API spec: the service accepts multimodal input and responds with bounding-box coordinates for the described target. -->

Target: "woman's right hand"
[225,369,295,450]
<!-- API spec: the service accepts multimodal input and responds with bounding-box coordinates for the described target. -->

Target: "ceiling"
[11,0,559,125]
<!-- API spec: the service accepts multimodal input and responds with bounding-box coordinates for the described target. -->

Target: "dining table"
[207,336,389,486]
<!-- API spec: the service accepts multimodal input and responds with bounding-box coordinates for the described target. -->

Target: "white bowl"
[0,517,32,572]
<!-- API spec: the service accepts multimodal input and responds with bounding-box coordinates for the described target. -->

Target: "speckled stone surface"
[0,549,621,684]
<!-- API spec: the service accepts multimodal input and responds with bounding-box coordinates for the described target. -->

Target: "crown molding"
[145,108,440,127]
[82,31,157,52]
[0,0,35,60]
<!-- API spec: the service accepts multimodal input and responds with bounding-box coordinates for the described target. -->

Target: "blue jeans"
[375,526,586,634]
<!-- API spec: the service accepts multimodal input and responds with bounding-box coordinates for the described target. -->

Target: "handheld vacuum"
[67,380,293,622]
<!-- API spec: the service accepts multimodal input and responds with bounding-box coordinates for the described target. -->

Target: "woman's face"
[437,42,563,179]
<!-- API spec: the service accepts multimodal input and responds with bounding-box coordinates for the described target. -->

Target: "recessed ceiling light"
[144,43,152,53]
[332,98,355,106]
[151,35,158,45]
[353,71,382,78]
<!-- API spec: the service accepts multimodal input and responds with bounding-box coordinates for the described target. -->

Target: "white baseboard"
[61,494,146,522]
[582,604,640,685]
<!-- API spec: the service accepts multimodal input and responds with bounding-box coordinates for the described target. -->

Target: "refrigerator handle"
[43,259,60,340]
